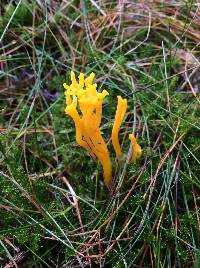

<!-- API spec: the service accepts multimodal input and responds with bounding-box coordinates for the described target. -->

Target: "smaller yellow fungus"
[129,134,142,163]
[112,96,127,159]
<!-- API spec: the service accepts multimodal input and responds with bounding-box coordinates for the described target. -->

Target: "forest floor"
[0,1,200,267]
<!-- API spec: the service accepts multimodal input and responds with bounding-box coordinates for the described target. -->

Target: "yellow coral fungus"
[64,71,112,186]
[129,134,142,163]
[64,71,143,188]
[112,96,127,159]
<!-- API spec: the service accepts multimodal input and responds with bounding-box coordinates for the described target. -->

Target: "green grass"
[0,0,200,267]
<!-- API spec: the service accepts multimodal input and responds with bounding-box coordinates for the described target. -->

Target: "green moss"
[1,2,33,27]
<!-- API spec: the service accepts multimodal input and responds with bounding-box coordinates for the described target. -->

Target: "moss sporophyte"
[63,71,142,187]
